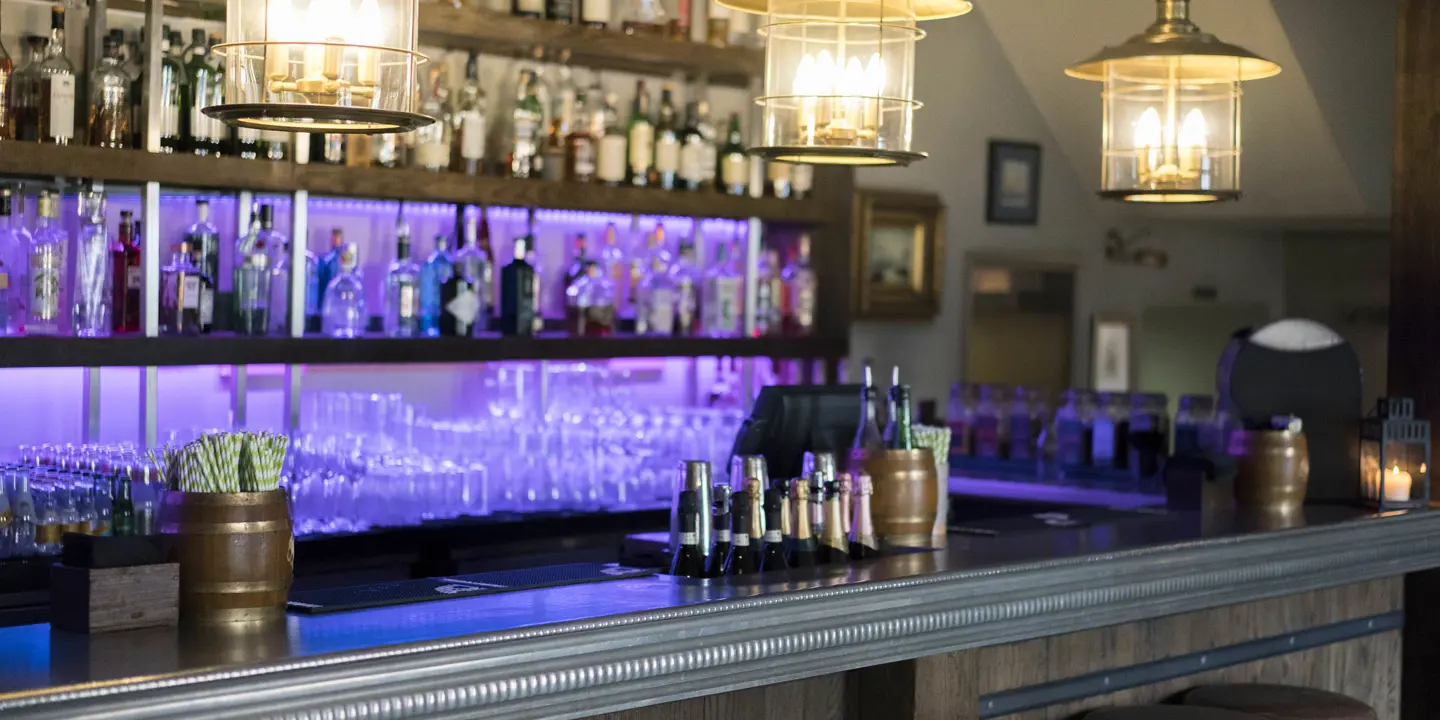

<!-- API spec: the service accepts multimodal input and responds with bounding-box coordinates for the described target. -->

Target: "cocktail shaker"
[671,461,715,560]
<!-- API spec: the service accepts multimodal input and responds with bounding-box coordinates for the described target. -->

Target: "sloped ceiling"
[977,0,1395,227]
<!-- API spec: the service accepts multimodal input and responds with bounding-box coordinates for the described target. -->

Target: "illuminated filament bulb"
[264,0,295,81]
[1134,106,1163,181]
[1177,108,1208,178]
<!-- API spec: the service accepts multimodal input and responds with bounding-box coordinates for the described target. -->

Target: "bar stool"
[1085,707,1265,720]
[1180,684,1377,720]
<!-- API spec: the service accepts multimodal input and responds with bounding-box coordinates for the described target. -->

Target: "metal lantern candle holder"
[208,0,432,133]
[1360,397,1430,510]
[1066,0,1280,203]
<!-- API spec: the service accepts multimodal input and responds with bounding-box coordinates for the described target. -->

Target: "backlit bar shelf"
[0,144,828,224]
[0,334,849,368]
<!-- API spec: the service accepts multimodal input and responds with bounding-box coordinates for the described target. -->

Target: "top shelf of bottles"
[0,144,828,223]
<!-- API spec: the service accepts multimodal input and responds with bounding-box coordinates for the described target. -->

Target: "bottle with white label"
[678,100,714,192]
[792,162,814,199]
[717,112,747,196]
[510,69,544,179]
[634,254,676,336]
[38,5,75,146]
[384,225,423,338]
[27,192,66,335]
[512,0,545,19]
[627,80,654,187]
[0,189,31,336]
[670,237,700,335]
[452,52,488,176]
[595,92,627,186]
[581,0,611,28]
[701,241,742,337]
[160,241,210,336]
[653,86,681,190]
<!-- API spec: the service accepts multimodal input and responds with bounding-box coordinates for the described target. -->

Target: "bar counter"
[1,505,1436,720]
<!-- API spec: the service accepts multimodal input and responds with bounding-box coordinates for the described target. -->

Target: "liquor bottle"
[384,224,422,338]
[452,52,487,176]
[564,262,615,336]
[706,0,729,47]
[670,0,691,40]
[259,205,307,335]
[0,25,12,141]
[73,192,112,337]
[724,490,757,575]
[513,0,544,20]
[498,236,537,336]
[767,160,792,199]
[321,243,367,338]
[87,32,130,148]
[10,36,45,142]
[159,241,210,335]
[670,237,700,335]
[541,52,575,182]
[562,233,590,297]
[564,89,596,182]
[718,112,747,195]
[634,252,676,336]
[626,80,654,187]
[706,485,731,577]
[820,479,847,563]
[853,364,885,452]
[441,213,491,337]
[547,0,575,24]
[786,478,819,567]
[38,6,76,146]
[509,70,543,178]
[182,29,219,155]
[754,248,781,337]
[622,0,666,35]
[184,200,219,332]
[317,228,345,304]
[111,471,134,537]
[884,383,916,450]
[678,100,716,192]
[648,87,681,191]
[701,242,741,337]
[27,191,66,335]
[594,92,627,186]
[781,234,816,336]
[598,222,627,307]
[207,33,231,156]
[233,219,271,335]
[421,234,454,336]
[792,163,814,199]
[669,489,705,577]
[0,189,31,336]
[415,68,451,171]
[158,31,185,153]
[849,474,882,559]
[581,0,611,29]
[760,488,788,571]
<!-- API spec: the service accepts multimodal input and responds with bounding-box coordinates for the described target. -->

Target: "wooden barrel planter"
[159,489,293,624]
[850,448,938,550]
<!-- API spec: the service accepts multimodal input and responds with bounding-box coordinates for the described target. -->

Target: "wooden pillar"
[1394,4,1440,720]
[847,653,979,720]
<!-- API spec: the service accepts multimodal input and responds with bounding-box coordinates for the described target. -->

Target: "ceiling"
[977,0,1396,229]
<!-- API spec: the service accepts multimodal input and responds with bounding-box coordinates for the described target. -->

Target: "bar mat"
[287,563,654,614]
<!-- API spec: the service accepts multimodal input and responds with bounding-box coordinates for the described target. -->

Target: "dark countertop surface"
[0,503,1388,704]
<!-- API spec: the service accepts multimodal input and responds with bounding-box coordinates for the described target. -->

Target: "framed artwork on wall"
[1091,314,1135,392]
[986,140,1042,225]
[852,189,945,320]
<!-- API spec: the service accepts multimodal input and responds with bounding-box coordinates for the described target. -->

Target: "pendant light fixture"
[1067,0,1280,203]
[206,0,431,133]
[738,0,972,166]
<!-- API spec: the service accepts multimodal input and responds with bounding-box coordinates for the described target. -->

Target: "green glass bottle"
[717,112,747,196]
[626,80,654,187]
[111,471,134,537]
[182,28,221,156]
[884,384,916,450]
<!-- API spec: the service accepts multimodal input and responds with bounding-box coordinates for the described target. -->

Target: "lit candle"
[862,53,884,138]
[1134,107,1163,183]
[1384,464,1413,503]
[302,0,347,82]
[815,50,836,140]
[1178,108,1208,179]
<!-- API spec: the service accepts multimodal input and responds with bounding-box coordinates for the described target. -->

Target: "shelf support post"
[82,367,101,445]
[230,366,248,430]
[742,216,762,409]
[288,190,308,338]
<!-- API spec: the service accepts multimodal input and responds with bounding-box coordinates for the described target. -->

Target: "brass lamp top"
[1066,0,1280,83]
[717,0,970,22]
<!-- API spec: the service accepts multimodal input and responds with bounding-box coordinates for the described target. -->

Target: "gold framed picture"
[852,189,945,320]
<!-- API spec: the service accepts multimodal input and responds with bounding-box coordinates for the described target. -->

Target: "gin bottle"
[441,214,491,337]
[184,200,220,332]
[159,241,210,335]
[781,233,817,336]
[384,226,422,338]
[109,210,140,334]
[72,191,113,337]
[498,236,537,337]
[563,262,615,337]
[322,243,367,338]
[670,237,700,335]
[634,254,675,336]
[421,233,454,337]
[27,191,67,335]
[38,6,76,146]
[754,248,782,337]
[701,242,742,337]
[233,218,271,335]
[0,189,31,336]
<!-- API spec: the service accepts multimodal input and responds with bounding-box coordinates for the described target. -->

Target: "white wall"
[848,7,1287,407]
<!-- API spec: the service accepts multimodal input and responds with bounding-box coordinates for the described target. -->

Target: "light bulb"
[816,50,836,95]
[793,53,816,95]
[1178,108,1207,149]
[864,53,886,96]
[1134,107,1162,150]
[355,0,383,46]
[266,0,295,42]
[843,56,865,96]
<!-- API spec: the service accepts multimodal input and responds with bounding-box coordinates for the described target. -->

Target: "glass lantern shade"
[752,0,924,166]
[1066,0,1279,203]
[206,0,432,133]
[1360,398,1431,510]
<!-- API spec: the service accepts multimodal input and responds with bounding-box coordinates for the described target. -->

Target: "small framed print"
[986,140,1042,225]
[1091,314,1135,392]
[853,189,945,320]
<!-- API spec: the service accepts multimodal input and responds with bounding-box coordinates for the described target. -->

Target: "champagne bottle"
[670,489,705,577]
[853,363,885,452]
[787,478,819,567]
[744,477,766,571]
[760,488,789,572]
[849,473,881,559]
[820,478,847,563]
[885,383,916,450]
[706,485,732,578]
[724,490,757,575]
